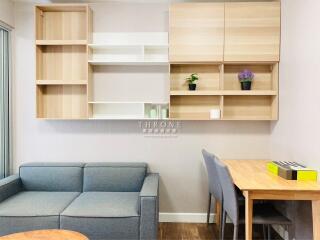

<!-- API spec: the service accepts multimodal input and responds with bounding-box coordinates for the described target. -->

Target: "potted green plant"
[238,69,254,90]
[186,73,199,91]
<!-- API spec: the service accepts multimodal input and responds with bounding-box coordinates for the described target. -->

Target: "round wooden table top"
[0,230,88,240]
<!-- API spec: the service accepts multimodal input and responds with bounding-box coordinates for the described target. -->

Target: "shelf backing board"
[223,95,277,120]
[37,85,88,119]
[89,65,169,103]
[91,32,168,45]
[35,5,88,41]
[36,45,87,81]
[89,102,169,119]
[90,102,144,119]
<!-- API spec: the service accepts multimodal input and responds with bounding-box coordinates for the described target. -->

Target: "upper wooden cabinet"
[224,2,281,62]
[169,3,225,63]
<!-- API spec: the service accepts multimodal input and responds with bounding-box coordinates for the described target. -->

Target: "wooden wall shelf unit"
[35,3,280,121]
[35,4,91,119]
[168,2,280,121]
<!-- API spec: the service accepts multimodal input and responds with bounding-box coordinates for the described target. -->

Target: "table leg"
[244,191,253,240]
[312,200,320,240]
[216,200,221,229]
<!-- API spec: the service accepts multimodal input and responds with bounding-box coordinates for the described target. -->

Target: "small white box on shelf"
[210,109,221,120]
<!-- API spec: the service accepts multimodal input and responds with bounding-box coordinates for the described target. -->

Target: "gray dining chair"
[215,159,292,240]
[202,149,247,239]
[202,149,223,231]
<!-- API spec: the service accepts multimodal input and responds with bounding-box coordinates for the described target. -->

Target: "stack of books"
[267,161,318,181]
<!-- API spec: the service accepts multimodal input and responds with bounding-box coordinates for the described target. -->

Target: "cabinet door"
[169,3,224,62]
[224,2,281,62]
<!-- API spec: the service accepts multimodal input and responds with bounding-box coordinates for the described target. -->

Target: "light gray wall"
[271,0,320,239]
[12,1,271,214]
[0,0,14,27]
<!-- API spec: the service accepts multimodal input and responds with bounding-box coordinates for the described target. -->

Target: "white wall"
[271,0,320,172]
[13,1,271,215]
[0,0,14,27]
[270,0,320,238]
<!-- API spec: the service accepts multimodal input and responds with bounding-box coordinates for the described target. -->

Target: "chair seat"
[239,203,292,225]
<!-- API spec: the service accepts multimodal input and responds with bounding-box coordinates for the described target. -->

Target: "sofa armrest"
[139,173,159,240]
[140,173,159,197]
[0,175,22,203]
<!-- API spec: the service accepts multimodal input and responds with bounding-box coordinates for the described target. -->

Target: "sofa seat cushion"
[60,192,140,240]
[61,192,140,217]
[0,191,80,236]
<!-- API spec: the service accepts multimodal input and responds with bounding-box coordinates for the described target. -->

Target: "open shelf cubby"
[35,5,88,41]
[36,85,88,119]
[223,63,278,91]
[223,95,278,120]
[36,45,87,83]
[88,102,169,120]
[170,95,221,120]
[170,64,222,92]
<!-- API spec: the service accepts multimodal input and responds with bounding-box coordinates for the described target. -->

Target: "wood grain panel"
[39,11,86,40]
[223,95,274,120]
[224,160,320,192]
[169,3,224,62]
[37,85,87,119]
[170,95,220,120]
[37,45,87,82]
[224,2,281,62]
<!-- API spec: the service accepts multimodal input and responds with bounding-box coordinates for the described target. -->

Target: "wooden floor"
[158,223,282,240]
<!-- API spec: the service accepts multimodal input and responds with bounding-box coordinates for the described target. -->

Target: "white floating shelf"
[88,44,168,49]
[88,60,168,66]
[90,115,144,120]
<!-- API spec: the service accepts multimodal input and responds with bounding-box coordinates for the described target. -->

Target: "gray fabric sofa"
[0,162,159,240]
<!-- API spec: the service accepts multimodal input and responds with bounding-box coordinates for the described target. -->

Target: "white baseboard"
[159,212,216,223]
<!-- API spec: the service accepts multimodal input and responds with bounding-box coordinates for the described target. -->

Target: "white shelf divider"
[89,32,168,65]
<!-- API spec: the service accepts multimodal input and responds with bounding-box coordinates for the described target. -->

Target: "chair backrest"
[83,162,147,192]
[202,149,223,202]
[19,162,85,192]
[215,159,239,225]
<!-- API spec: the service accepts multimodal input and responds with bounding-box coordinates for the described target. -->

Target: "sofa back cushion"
[83,163,147,192]
[19,163,85,192]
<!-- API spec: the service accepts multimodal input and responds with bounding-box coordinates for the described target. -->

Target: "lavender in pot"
[238,69,254,90]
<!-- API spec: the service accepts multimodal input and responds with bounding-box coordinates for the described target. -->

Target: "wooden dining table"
[223,160,320,240]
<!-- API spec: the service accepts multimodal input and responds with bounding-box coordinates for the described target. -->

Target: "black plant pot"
[240,81,252,90]
[189,84,197,91]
